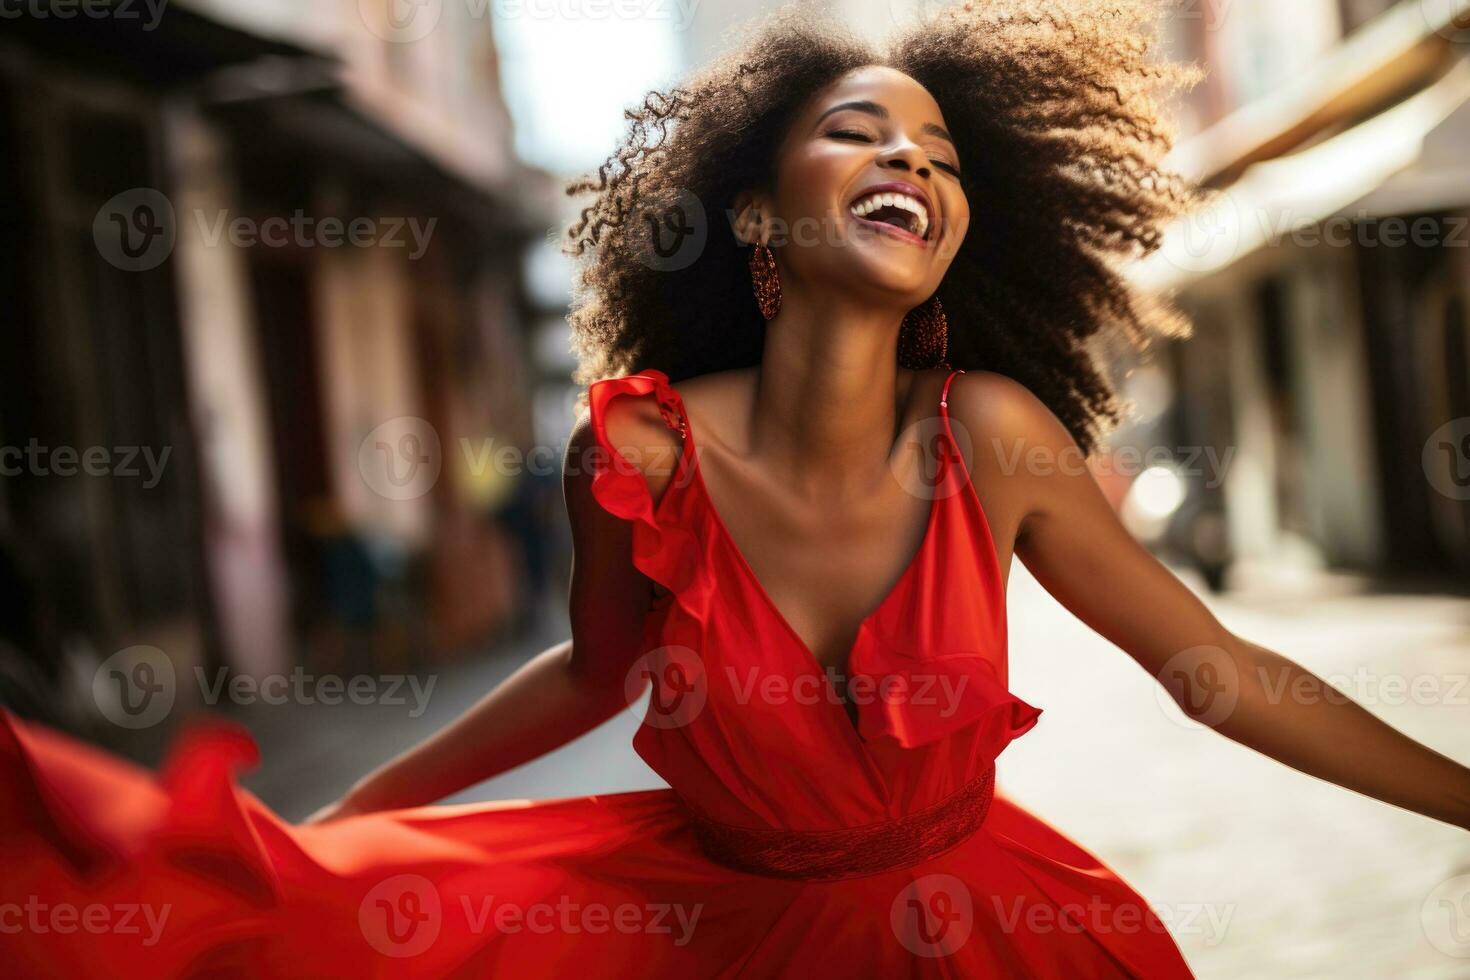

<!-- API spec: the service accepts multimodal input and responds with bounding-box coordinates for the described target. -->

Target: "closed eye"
[827,129,962,178]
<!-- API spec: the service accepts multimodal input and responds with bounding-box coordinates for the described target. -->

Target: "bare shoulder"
[566,383,684,507]
[895,367,1040,475]
[945,369,1060,434]
[663,366,758,454]
[937,369,1082,548]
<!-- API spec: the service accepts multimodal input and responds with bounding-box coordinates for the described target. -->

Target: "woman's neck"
[748,287,915,501]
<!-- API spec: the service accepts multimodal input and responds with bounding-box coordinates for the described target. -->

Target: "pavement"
[155,562,1470,978]
[1000,562,1470,980]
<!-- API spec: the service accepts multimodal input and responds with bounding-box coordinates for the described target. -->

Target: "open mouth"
[848,187,931,244]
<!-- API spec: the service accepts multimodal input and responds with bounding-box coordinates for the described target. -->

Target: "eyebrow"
[814,99,955,145]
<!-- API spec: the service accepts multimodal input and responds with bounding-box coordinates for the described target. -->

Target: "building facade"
[1135,0,1470,586]
[0,1,556,731]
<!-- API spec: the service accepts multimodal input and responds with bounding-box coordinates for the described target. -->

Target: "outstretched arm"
[948,371,1470,832]
[307,411,665,821]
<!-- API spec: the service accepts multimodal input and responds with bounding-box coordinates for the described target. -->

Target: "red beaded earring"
[746,207,781,321]
[898,296,950,370]
[749,241,781,320]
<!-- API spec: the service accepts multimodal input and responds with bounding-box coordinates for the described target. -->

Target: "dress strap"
[939,368,965,414]
[938,368,966,461]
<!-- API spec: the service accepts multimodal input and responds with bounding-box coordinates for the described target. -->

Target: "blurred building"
[1131,0,1470,587]
[0,0,559,724]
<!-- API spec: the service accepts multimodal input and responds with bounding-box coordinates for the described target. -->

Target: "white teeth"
[848,190,930,239]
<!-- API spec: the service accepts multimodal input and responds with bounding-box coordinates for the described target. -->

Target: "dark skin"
[308,67,1470,836]
[670,64,971,675]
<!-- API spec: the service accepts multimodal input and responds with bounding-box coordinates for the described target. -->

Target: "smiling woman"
[564,1,1206,456]
[6,2,1467,978]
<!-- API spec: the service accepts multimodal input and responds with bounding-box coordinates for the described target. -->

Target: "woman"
[4,4,1467,977]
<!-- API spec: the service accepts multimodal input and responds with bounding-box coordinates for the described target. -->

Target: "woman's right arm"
[307,409,667,822]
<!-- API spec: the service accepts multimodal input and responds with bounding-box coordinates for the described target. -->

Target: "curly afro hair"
[563,1,1206,455]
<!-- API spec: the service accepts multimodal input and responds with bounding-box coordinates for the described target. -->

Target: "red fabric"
[0,368,1196,978]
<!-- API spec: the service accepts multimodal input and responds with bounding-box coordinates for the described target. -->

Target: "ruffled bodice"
[586,369,1041,832]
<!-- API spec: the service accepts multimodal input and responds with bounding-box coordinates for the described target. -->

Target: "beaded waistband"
[686,765,996,882]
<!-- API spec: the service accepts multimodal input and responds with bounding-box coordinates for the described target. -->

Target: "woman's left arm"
[948,371,1470,832]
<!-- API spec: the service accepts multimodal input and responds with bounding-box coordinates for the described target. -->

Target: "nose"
[881,139,930,180]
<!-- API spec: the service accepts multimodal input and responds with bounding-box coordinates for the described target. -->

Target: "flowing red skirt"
[1,709,1194,978]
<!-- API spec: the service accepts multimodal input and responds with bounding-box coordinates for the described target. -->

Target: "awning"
[1169,0,1467,186]
[1338,93,1470,217]
[0,1,324,85]
[0,2,549,235]
[1128,57,1470,294]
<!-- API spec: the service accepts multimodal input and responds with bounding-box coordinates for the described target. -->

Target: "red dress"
[0,369,1196,978]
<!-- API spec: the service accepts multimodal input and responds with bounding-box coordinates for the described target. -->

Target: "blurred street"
[233,589,666,818]
[228,560,1470,980]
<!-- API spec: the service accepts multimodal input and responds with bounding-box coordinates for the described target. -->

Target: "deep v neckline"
[663,376,950,682]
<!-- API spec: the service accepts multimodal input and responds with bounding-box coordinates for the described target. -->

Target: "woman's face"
[745,65,970,310]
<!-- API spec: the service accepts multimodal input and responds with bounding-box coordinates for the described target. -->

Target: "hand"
[302,794,370,826]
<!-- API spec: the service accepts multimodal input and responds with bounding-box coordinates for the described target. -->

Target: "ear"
[731,190,772,246]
